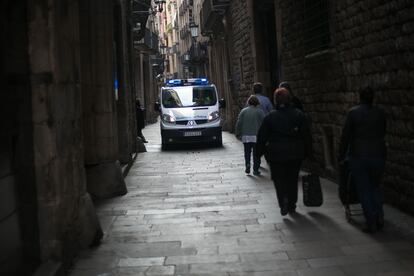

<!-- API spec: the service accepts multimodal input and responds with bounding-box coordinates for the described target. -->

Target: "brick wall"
[278,0,414,213]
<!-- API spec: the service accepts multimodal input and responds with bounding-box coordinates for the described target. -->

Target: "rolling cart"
[338,161,363,222]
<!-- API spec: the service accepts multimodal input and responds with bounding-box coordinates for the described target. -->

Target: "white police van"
[155,78,226,149]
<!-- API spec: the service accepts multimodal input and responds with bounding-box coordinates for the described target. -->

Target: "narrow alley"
[68,122,414,276]
[2,1,414,275]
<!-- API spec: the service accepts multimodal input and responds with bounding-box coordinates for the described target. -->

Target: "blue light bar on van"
[166,79,184,86]
[187,78,209,85]
[165,78,209,86]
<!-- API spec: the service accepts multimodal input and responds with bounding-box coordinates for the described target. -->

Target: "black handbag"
[302,173,323,207]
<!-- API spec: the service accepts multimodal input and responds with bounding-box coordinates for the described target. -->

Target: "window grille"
[304,0,330,54]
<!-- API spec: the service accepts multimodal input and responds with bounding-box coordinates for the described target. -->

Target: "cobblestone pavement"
[69,121,414,276]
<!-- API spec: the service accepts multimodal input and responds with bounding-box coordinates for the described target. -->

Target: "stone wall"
[1,1,40,275]
[79,0,127,199]
[115,0,136,164]
[205,0,257,132]
[28,0,102,265]
[1,0,140,273]
[277,0,414,213]
[229,0,255,109]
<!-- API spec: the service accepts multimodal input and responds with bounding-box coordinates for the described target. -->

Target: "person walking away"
[136,99,148,143]
[338,87,386,233]
[256,88,312,216]
[236,95,265,175]
[251,82,274,115]
[279,81,304,111]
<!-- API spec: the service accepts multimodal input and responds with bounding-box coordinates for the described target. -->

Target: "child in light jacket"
[236,95,265,175]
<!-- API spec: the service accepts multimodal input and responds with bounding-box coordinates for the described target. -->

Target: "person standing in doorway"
[236,95,265,175]
[256,88,312,215]
[338,87,387,233]
[251,82,274,115]
[136,99,148,143]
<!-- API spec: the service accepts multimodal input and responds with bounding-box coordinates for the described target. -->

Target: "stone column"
[79,0,127,199]
[115,0,134,164]
[27,0,102,262]
[148,53,154,115]
[0,2,34,274]
[139,52,145,104]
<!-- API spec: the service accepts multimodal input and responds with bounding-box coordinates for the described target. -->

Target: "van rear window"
[162,86,217,108]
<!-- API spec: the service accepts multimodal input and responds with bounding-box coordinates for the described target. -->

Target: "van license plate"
[184,131,202,137]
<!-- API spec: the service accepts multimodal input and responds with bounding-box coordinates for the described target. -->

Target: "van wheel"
[161,143,169,150]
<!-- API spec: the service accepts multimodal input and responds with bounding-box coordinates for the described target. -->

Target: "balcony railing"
[181,52,191,65]
[200,0,230,35]
[189,43,208,63]
[134,28,159,53]
[179,24,190,39]
[179,0,188,15]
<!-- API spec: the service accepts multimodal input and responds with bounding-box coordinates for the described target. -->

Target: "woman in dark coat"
[256,88,312,216]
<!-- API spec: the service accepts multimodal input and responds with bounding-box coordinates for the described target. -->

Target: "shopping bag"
[302,173,323,207]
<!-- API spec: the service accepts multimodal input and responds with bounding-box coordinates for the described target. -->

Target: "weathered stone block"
[76,193,103,248]
[136,138,147,153]
[86,160,127,199]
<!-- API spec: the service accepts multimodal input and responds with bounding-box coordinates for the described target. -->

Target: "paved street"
[69,121,414,276]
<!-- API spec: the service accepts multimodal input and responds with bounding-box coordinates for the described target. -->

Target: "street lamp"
[189,21,199,38]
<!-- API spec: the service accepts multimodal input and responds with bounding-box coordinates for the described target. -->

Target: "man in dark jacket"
[136,99,148,143]
[339,87,386,233]
[256,88,312,216]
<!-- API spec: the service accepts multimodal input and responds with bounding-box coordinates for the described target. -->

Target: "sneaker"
[245,167,250,174]
[253,170,261,176]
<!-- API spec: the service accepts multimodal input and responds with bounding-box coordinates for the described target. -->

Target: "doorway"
[252,0,279,99]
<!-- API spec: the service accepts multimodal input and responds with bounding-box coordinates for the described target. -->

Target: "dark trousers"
[349,157,385,224]
[270,160,302,208]
[243,142,260,171]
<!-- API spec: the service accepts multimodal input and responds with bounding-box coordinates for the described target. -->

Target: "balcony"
[134,28,159,53]
[151,56,165,74]
[181,52,191,65]
[179,0,188,15]
[200,0,230,35]
[131,0,152,40]
[189,43,208,63]
[180,24,190,39]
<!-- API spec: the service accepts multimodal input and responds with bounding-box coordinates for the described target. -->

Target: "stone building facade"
[201,0,414,213]
[275,0,414,213]
[0,0,156,274]
[200,0,280,131]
